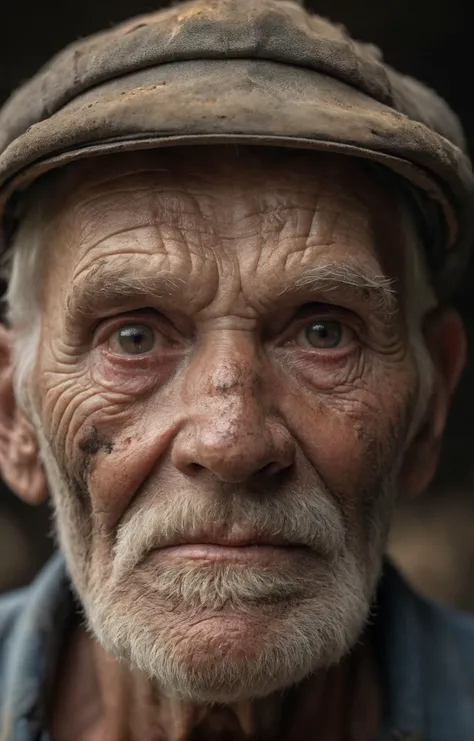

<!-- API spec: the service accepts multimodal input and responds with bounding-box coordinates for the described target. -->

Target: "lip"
[149,542,309,566]
[153,522,304,547]
[169,534,294,547]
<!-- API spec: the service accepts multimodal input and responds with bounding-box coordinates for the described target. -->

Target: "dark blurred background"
[0,0,473,606]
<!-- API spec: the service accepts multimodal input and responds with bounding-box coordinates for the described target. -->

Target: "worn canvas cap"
[0,0,473,296]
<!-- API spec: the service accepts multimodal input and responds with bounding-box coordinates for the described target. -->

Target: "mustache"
[112,484,346,577]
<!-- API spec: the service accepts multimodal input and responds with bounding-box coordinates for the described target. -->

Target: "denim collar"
[378,561,474,741]
[0,555,73,741]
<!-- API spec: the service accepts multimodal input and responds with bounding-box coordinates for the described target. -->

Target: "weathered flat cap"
[0,0,472,295]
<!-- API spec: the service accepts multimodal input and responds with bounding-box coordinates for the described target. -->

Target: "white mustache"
[112,485,346,577]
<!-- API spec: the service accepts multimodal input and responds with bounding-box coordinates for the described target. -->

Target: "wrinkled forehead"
[33,145,407,281]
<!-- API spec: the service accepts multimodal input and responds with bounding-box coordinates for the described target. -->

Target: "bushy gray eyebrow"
[286,259,396,315]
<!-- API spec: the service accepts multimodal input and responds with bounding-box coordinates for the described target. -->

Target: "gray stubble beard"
[55,478,392,702]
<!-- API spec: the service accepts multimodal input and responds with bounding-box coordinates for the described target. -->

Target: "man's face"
[29,147,419,700]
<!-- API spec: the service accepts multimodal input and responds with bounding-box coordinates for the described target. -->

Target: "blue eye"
[116,325,155,355]
[304,321,345,349]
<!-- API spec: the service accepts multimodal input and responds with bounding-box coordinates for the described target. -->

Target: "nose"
[171,341,296,483]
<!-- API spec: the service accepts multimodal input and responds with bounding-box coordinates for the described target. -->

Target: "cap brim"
[0,59,471,292]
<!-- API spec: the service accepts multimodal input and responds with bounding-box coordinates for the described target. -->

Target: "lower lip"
[152,544,307,565]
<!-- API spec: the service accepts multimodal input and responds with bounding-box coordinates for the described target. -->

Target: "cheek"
[38,363,183,534]
[281,375,414,517]
[87,414,180,533]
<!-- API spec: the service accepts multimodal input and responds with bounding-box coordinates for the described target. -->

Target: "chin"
[84,552,372,701]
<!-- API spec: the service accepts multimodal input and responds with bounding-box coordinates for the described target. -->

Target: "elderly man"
[0,0,473,739]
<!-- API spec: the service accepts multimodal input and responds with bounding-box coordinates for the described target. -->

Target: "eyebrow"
[66,257,397,322]
[66,260,185,319]
[287,259,397,315]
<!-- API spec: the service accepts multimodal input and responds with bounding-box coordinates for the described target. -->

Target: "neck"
[51,623,381,741]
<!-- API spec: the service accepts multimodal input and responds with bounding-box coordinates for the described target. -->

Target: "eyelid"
[294,302,362,323]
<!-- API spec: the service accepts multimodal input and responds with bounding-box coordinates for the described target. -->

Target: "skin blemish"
[354,422,365,440]
[68,427,114,511]
[78,426,114,456]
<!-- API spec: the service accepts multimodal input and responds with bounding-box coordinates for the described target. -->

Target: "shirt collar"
[1,554,73,741]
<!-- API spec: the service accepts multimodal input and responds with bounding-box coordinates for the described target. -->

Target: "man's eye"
[110,324,156,355]
[299,320,354,349]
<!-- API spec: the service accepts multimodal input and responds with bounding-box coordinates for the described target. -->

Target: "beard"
[88,484,381,701]
[35,420,396,703]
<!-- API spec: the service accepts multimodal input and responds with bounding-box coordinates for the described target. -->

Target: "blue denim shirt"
[1,554,474,740]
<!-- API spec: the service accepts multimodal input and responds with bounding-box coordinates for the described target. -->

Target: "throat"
[145,698,280,741]
[50,623,381,741]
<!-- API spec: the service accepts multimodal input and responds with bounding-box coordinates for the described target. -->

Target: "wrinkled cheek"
[87,421,180,534]
[283,394,410,533]
[38,372,181,536]
[300,410,398,490]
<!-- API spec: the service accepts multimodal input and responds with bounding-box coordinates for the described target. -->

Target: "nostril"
[183,461,204,477]
[261,460,292,477]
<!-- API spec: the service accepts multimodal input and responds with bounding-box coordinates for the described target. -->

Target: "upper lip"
[163,532,296,548]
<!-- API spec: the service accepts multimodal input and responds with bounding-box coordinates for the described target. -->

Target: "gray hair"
[4,197,44,413]
[3,186,437,441]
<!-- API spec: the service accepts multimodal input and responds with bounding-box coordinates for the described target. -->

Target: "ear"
[398,307,466,498]
[0,324,48,505]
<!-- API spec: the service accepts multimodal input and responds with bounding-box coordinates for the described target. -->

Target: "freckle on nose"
[209,363,259,396]
[213,376,245,394]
